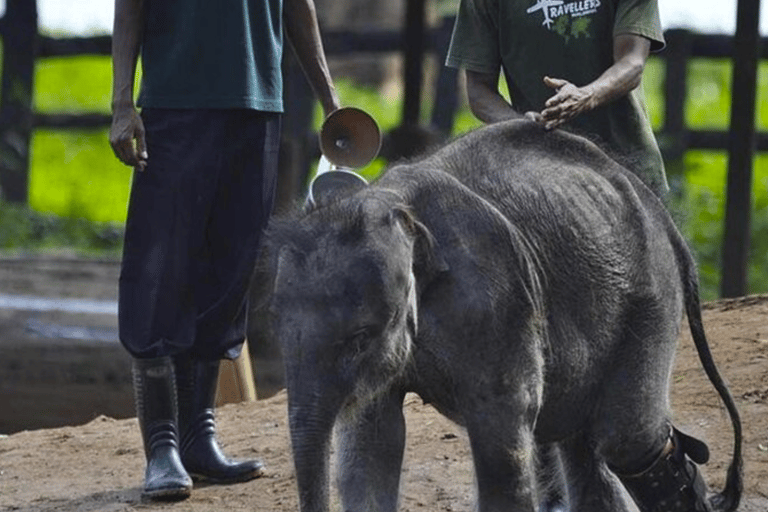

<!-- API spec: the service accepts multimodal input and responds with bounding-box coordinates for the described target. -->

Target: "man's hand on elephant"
[524,111,544,124]
[540,76,596,130]
[109,105,148,171]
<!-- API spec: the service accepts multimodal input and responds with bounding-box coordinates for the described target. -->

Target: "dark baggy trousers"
[119,108,281,360]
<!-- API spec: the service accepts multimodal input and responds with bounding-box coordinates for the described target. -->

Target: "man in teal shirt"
[446,0,668,196]
[109,0,339,501]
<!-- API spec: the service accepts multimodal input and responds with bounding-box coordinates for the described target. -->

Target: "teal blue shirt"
[138,0,284,112]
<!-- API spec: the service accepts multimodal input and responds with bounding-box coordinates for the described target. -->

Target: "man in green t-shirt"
[109,0,339,501]
[446,0,668,196]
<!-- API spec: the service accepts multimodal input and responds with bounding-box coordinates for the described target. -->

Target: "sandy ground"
[1,295,767,512]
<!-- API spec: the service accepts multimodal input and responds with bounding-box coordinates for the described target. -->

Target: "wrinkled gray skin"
[263,120,741,512]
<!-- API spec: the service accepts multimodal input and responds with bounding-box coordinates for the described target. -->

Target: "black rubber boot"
[132,357,193,501]
[174,355,265,483]
[617,428,713,512]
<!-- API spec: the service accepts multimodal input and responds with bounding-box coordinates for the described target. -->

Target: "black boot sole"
[142,485,192,501]
[188,465,265,484]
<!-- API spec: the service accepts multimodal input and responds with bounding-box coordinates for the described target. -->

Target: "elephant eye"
[342,326,374,355]
[344,326,371,345]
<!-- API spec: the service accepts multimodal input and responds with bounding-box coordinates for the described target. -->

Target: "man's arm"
[465,70,541,124]
[109,0,147,170]
[283,0,340,118]
[539,33,651,130]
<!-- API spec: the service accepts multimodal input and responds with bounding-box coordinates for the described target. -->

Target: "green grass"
[34,55,113,113]
[5,51,768,298]
[0,201,122,256]
[29,130,132,222]
[29,55,132,223]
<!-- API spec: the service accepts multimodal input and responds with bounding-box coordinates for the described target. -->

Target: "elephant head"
[265,196,430,511]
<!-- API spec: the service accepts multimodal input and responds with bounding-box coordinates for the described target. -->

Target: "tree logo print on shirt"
[527,0,602,42]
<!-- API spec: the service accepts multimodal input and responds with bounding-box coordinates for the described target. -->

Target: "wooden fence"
[0,2,766,295]
[660,29,768,157]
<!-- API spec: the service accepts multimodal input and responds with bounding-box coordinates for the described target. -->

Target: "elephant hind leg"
[592,317,679,476]
[614,428,714,512]
[557,434,636,512]
[592,409,713,512]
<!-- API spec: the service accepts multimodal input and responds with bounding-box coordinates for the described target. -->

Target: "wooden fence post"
[430,16,459,136]
[660,29,692,162]
[720,0,762,298]
[401,0,426,126]
[0,0,37,203]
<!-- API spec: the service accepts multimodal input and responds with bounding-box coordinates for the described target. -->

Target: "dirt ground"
[1,295,767,512]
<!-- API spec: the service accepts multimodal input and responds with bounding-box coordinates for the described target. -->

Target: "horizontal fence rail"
[28,23,455,132]
[23,27,768,157]
[37,34,111,58]
[34,112,111,129]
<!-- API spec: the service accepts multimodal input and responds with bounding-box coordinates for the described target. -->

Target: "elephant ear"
[389,206,449,294]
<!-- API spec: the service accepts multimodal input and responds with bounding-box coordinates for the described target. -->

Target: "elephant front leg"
[335,389,406,512]
[467,417,540,512]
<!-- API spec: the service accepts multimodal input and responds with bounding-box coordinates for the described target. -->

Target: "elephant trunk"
[287,376,346,512]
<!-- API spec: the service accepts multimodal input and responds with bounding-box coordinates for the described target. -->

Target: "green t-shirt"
[138,0,284,112]
[446,0,668,195]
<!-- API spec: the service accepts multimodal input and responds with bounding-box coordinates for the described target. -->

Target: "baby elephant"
[263,120,741,512]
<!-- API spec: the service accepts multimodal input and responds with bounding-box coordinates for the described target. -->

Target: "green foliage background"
[1,52,767,300]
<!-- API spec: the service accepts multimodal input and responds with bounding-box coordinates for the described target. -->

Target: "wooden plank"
[323,29,402,55]
[401,0,426,126]
[0,0,37,203]
[28,30,768,62]
[216,341,258,405]
[690,33,768,60]
[37,35,111,58]
[310,26,445,56]
[661,30,693,160]
[430,17,459,135]
[34,27,452,60]
[687,130,768,152]
[721,0,762,298]
[34,113,111,129]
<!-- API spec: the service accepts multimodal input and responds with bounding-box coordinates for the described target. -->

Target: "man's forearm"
[465,70,524,124]
[469,91,522,124]
[582,56,644,108]
[582,33,650,109]
[283,0,339,116]
[111,0,144,111]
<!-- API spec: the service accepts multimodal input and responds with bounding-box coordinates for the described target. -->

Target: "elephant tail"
[676,235,743,512]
